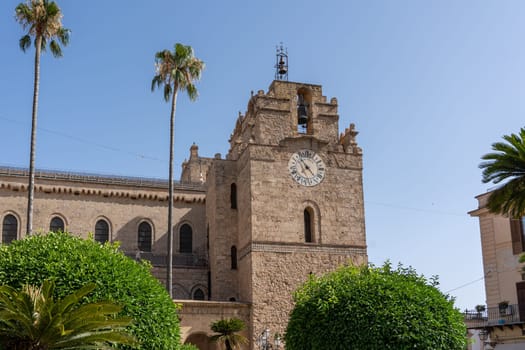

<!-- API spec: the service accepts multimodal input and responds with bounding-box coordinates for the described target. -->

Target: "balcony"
[464,304,524,329]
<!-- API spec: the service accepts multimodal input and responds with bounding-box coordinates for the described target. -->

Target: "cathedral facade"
[0,80,367,349]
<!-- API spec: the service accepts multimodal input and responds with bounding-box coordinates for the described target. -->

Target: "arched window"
[138,222,152,252]
[50,217,65,232]
[95,220,109,243]
[304,208,313,243]
[180,224,192,253]
[231,245,237,270]
[230,183,237,209]
[2,214,18,244]
[193,288,205,300]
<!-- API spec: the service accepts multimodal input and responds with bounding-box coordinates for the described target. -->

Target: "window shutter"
[510,218,523,255]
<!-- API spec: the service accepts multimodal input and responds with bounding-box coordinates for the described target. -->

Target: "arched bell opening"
[297,88,313,134]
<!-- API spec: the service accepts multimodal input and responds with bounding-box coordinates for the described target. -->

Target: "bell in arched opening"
[297,94,308,131]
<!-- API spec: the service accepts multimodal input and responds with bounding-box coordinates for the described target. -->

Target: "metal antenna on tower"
[275,43,288,81]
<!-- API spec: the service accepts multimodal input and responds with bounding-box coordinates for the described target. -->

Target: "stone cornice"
[468,207,490,217]
[238,241,367,260]
[0,180,206,204]
[175,300,251,309]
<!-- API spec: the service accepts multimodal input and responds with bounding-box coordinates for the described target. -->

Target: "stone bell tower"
[205,77,368,346]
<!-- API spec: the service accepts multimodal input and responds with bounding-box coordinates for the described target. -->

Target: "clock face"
[288,150,326,187]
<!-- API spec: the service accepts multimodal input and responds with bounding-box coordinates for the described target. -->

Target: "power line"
[443,267,521,294]
[445,275,485,294]
[0,115,165,162]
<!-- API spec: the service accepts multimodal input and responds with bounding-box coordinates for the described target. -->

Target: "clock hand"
[297,159,307,173]
[299,157,315,177]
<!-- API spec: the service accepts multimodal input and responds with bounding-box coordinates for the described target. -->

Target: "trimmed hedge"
[0,232,180,349]
[285,262,467,350]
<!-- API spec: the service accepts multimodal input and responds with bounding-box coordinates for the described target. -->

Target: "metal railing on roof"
[464,304,524,328]
[0,166,205,191]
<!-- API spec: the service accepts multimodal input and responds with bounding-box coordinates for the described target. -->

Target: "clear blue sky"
[1,0,524,310]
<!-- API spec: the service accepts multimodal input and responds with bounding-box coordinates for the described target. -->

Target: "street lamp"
[256,328,281,350]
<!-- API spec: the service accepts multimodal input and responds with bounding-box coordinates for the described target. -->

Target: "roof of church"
[0,166,205,191]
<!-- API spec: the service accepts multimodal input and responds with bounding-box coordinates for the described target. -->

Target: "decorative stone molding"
[238,241,367,260]
[0,180,205,203]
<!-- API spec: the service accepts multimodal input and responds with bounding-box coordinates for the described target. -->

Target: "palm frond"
[57,27,70,46]
[486,178,525,218]
[19,34,32,51]
[15,3,33,29]
[0,280,138,349]
[186,84,198,101]
[45,1,60,18]
[40,35,47,52]
[480,127,525,217]
[163,84,172,102]
[49,39,62,57]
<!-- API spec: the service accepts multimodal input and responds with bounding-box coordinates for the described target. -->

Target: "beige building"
[0,80,368,349]
[467,192,525,349]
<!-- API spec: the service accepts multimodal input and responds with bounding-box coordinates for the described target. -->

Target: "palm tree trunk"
[26,35,42,235]
[167,88,178,298]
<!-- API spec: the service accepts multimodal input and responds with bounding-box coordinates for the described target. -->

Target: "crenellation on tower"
[340,123,362,154]
[227,80,344,165]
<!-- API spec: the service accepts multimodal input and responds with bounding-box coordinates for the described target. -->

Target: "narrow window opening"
[180,224,193,253]
[521,217,525,250]
[207,271,212,300]
[230,183,237,209]
[231,245,238,270]
[50,217,65,232]
[95,220,109,243]
[138,222,152,252]
[2,214,18,244]
[206,224,210,251]
[304,209,313,243]
[510,217,525,254]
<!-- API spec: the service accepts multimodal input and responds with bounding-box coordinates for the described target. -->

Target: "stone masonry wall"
[250,248,367,346]
[206,159,240,301]
[0,172,208,300]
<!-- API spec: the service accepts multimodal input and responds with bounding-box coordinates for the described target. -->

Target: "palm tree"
[151,43,204,298]
[210,318,248,350]
[479,127,525,218]
[15,0,70,235]
[0,280,138,349]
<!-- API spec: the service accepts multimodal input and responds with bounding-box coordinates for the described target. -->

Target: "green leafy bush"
[285,262,466,350]
[0,232,180,349]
